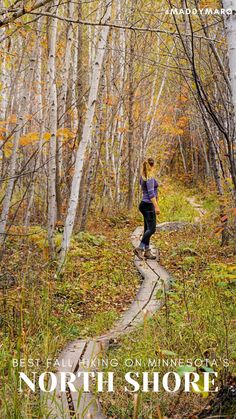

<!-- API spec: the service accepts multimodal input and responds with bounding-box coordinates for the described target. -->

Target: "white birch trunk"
[0,44,8,121]
[60,0,74,127]
[24,20,44,228]
[47,5,58,252]
[0,37,7,165]
[59,1,112,268]
[0,128,20,244]
[222,0,236,196]
[0,35,35,244]
[223,1,236,127]
[114,0,126,203]
[55,2,74,221]
[72,40,78,130]
[89,2,102,81]
[0,2,9,121]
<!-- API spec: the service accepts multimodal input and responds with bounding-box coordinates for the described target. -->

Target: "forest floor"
[0,181,235,418]
[99,185,236,418]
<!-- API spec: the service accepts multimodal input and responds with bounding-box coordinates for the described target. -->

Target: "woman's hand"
[151,197,160,215]
[155,205,160,215]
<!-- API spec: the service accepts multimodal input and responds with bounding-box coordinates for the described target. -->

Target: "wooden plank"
[45,225,174,418]
[46,389,70,419]
[46,340,88,418]
[70,340,103,417]
[58,340,88,372]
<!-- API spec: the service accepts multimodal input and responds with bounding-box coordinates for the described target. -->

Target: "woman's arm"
[146,178,160,214]
[151,197,160,214]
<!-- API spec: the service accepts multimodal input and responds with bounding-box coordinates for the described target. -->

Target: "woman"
[134,158,160,260]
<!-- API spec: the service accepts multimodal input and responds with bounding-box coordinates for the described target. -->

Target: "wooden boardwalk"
[44,226,173,418]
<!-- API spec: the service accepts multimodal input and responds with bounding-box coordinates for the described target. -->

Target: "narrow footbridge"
[45,225,176,418]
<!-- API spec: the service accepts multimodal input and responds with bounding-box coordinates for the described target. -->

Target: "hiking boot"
[144,249,156,260]
[134,247,145,260]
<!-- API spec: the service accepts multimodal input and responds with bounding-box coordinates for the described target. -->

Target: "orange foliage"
[20,132,39,146]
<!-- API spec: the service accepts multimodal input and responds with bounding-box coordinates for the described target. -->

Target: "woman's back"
[140,176,158,203]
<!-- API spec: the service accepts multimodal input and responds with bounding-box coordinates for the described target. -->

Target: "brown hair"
[141,158,155,180]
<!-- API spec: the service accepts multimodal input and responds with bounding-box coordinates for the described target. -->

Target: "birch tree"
[47,4,58,254]
[0,38,33,246]
[60,1,74,127]
[24,19,44,228]
[223,1,236,128]
[127,0,136,210]
[222,0,236,199]
[59,0,113,269]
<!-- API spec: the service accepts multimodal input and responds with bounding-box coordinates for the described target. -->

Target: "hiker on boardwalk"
[134,158,160,260]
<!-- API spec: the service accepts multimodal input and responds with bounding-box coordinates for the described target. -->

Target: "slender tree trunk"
[223,0,236,127]
[178,136,188,173]
[0,130,20,246]
[59,1,112,270]
[115,0,126,203]
[72,0,85,230]
[222,0,236,199]
[24,20,44,228]
[79,135,99,231]
[60,1,74,127]
[47,5,58,254]
[77,0,83,140]
[79,64,106,230]
[127,0,136,210]
[0,37,33,245]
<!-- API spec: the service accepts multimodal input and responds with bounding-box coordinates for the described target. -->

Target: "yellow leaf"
[19,132,39,146]
[4,141,13,158]
[43,132,51,141]
[57,128,74,139]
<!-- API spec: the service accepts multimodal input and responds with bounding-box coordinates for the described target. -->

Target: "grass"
[0,182,235,418]
[157,183,198,222]
[0,217,139,418]
[98,187,236,418]
[99,224,236,417]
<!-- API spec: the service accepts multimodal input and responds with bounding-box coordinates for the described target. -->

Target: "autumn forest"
[0,0,236,418]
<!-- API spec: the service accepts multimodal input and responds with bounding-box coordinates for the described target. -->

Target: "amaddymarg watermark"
[166,8,234,15]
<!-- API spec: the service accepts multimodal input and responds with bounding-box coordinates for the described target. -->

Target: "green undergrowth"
[0,220,139,418]
[157,183,198,222]
[201,193,219,213]
[99,223,236,418]
[0,183,235,417]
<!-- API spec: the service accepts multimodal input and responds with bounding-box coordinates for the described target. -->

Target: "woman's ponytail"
[141,158,155,180]
[143,160,148,180]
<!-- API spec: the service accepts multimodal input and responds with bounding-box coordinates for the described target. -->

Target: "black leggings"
[139,201,156,247]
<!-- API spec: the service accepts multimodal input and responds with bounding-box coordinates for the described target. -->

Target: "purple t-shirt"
[140,176,158,203]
